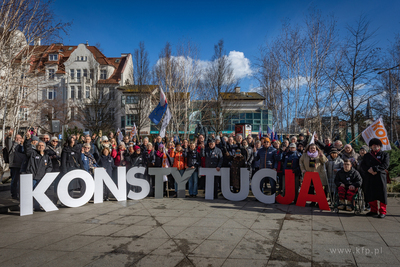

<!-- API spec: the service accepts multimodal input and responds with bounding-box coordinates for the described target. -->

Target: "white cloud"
[227,51,252,79]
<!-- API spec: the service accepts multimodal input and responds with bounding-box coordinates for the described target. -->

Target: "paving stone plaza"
[1,195,400,267]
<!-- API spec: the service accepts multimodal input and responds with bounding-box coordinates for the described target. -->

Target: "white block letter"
[148,168,171,199]
[58,170,95,207]
[127,167,150,200]
[251,168,276,204]
[199,167,222,200]
[221,168,249,201]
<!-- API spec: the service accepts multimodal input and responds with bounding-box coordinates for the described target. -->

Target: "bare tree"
[333,15,381,140]
[201,39,239,134]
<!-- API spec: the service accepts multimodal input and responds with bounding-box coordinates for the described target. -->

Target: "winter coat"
[60,146,84,175]
[243,146,253,167]
[98,154,116,177]
[230,155,246,189]
[24,139,52,181]
[326,156,344,182]
[123,151,135,169]
[252,148,261,169]
[201,146,223,169]
[129,153,145,168]
[6,137,26,169]
[143,150,156,167]
[170,150,186,170]
[299,152,328,186]
[46,144,62,172]
[334,167,362,188]
[282,151,302,174]
[254,146,277,169]
[360,151,390,204]
[186,149,201,169]
[81,152,98,174]
[113,148,126,166]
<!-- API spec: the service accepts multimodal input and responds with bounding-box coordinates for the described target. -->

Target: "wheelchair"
[332,187,365,215]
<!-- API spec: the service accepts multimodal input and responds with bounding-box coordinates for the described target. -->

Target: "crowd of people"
[2,128,390,218]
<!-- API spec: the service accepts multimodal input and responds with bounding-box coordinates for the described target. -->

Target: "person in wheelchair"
[334,159,362,211]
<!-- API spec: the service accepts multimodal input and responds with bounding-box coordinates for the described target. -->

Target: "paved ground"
[1,192,400,267]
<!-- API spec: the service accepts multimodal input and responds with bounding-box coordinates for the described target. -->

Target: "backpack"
[2,147,9,164]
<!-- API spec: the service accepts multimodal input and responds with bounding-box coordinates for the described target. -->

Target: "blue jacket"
[81,153,98,173]
[282,151,302,173]
[254,146,277,169]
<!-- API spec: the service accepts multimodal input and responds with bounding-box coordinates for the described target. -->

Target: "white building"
[12,42,133,135]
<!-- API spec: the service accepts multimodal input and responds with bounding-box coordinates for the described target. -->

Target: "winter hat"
[329,148,339,154]
[369,138,382,147]
[158,144,164,149]
[101,136,109,142]
[360,145,369,152]
[215,136,221,141]
[289,143,297,148]
[83,131,90,137]
[31,135,39,141]
[264,138,271,143]
[299,133,304,137]
[134,145,140,151]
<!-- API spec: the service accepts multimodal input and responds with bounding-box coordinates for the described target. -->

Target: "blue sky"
[53,0,400,91]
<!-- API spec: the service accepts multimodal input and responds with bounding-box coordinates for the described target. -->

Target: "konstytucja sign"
[20,167,330,216]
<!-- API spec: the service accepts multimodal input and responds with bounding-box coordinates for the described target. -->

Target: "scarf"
[84,152,97,172]
[307,151,318,158]
[156,150,163,158]
[371,149,380,157]
[148,149,152,155]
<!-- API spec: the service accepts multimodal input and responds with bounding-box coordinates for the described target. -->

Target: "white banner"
[160,107,171,138]
[362,118,391,151]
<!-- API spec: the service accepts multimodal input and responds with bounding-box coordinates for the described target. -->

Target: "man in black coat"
[201,139,223,198]
[360,138,390,218]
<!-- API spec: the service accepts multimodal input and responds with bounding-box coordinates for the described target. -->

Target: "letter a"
[276,170,295,205]
[296,172,330,211]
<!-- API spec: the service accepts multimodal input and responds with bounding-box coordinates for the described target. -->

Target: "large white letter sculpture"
[221,168,250,201]
[126,167,150,200]
[57,170,95,207]
[199,168,227,200]
[171,168,195,198]
[20,173,59,216]
[148,168,171,199]
[251,168,276,204]
[94,167,127,203]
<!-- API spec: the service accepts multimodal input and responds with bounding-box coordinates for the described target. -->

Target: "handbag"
[72,154,81,168]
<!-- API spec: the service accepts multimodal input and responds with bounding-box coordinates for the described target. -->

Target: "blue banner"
[148,103,168,124]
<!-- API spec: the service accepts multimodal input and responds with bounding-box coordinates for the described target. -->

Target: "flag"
[117,128,123,142]
[258,125,262,139]
[162,146,170,182]
[130,123,137,140]
[271,126,275,140]
[309,132,316,144]
[267,126,272,138]
[160,107,172,138]
[279,134,283,142]
[274,131,278,141]
[362,117,391,151]
[149,87,168,124]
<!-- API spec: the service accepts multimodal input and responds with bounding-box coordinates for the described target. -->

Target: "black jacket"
[61,146,84,174]
[143,150,156,167]
[98,154,116,176]
[360,151,390,204]
[46,144,62,172]
[129,153,145,167]
[334,168,362,188]
[201,146,223,168]
[24,139,53,181]
[187,149,201,169]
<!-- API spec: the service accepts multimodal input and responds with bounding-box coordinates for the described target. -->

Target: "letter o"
[376,129,386,137]
[58,170,95,207]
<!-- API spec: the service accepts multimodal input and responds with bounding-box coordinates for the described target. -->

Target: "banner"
[362,118,391,151]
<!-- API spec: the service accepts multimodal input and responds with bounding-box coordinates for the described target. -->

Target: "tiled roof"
[220,92,265,100]
[14,44,128,84]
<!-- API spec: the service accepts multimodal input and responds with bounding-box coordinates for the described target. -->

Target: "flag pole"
[339,132,363,154]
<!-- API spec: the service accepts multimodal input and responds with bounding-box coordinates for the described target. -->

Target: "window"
[77,69,81,81]
[90,69,94,79]
[126,95,139,104]
[68,47,73,51]
[121,116,125,128]
[246,113,253,119]
[254,112,261,119]
[121,95,126,106]
[76,56,79,61]
[48,88,56,100]
[109,108,115,119]
[126,114,138,126]
[100,70,107,79]
[83,69,88,78]
[70,107,75,120]
[77,86,82,99]
[109,87,115,100]
[70,69,75,79]
[99,87,104,99]
[80,56,84,61]
[48,69,55,80]
[19,107,28,121]
[86,86,90,98]
[70,86,75,99]
[49,54,58,61]
[85,56,87,61]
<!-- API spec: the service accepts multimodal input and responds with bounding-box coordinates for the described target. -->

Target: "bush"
[387,144,400,179]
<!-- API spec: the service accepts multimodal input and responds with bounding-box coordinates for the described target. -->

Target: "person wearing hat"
[297,130,310,147]
[253,137,278,195]
[96,135,110,152]
[282,143,303,202]
[325,148,344,204]
[46,136,62,173]
[360,138,390,218]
